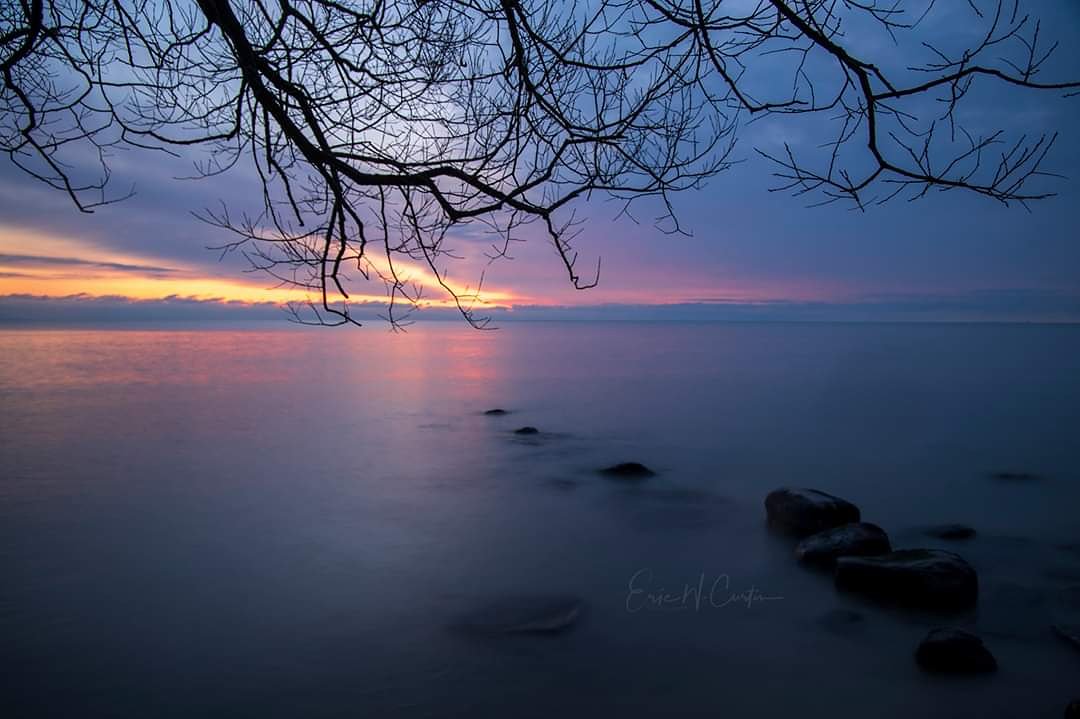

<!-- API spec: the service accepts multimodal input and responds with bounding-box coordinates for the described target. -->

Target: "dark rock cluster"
[765,486,995,674]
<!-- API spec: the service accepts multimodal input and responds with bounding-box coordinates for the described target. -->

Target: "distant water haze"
[1,322,1078,717]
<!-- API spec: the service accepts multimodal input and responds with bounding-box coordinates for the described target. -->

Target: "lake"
[2,321,1078,717]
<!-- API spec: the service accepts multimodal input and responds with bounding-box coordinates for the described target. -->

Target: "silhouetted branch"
[2,0,1076,325]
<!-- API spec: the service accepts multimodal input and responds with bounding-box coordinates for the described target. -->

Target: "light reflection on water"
[1,322,1079,718]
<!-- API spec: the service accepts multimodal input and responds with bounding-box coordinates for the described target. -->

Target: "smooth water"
[2,322,1078,718]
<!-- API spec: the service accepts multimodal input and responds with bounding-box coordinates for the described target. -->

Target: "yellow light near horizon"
[0,272,516,310]
[0,224,520,309]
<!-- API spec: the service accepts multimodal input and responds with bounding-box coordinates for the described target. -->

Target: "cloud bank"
[2,288,1077,325]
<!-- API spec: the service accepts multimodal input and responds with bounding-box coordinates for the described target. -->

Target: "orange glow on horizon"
[0,225,521,310]
[0,224,843,312]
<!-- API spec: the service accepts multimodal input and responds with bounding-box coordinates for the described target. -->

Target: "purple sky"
[2,0,1079,323]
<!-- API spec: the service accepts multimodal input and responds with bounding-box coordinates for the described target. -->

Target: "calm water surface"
[2,322,1079,717]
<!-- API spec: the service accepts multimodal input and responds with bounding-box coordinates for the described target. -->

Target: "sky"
[2,0,1079,324]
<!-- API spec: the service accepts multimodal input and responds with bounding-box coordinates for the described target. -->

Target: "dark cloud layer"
[0,253,179,275]
[0,294,285,323]
[2,288,1076,325]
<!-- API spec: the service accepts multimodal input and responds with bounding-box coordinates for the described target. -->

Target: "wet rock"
[483,408,509,416]
[795,523,891,567]
[835,549,978,610]
[513,426,540,435]
[457,595,585,636]
[926,524,976,541]
[764,488,861,537]
[915,628,997,674]
[990,471,1041,481]
[1066,699,1080,719]
[1053,624,1080,652]
[599,462,655,479]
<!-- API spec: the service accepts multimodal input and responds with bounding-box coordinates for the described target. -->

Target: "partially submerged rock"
[764,488,860,537]
[835,549,978,610]
[926,524,976,541]
[513,426,540,435]
[483,408,509,416]
[795,522,891,567]
[457,595,585,636]
[1066,699,1080,719]
[599,462,655,479]
[915,628,997,674]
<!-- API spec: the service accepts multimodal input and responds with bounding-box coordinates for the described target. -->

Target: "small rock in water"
[915,628,997,674]
[457,595,585,636]
[764,488,861,537]
[990,470,1041,482]
[483,408,509,416]
[599,462,655,479]
[835,549,978,611]
[1053,624,1080,652]
[926,524,977,541]
[513,426,540,435]
[795,523,891,567]
[1066,699,1080,719]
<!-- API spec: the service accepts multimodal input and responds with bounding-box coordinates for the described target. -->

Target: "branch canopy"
[2,0,1076,325]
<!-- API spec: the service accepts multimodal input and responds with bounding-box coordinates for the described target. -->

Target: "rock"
[483,408,509,416]
[457,595,585,636]
[795,523,891,567]
[764,488,861,537]
[926,524,976,540]
[990,471,1041,481]
[835,549,978,610]
[1066,700,1080,719]
[513,426,539,435]
[915,628,997,674]
[599,462,655,479]
[1053,624,1080,652]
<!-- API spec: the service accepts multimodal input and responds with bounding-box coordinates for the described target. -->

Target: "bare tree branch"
[1,0,1076,326]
